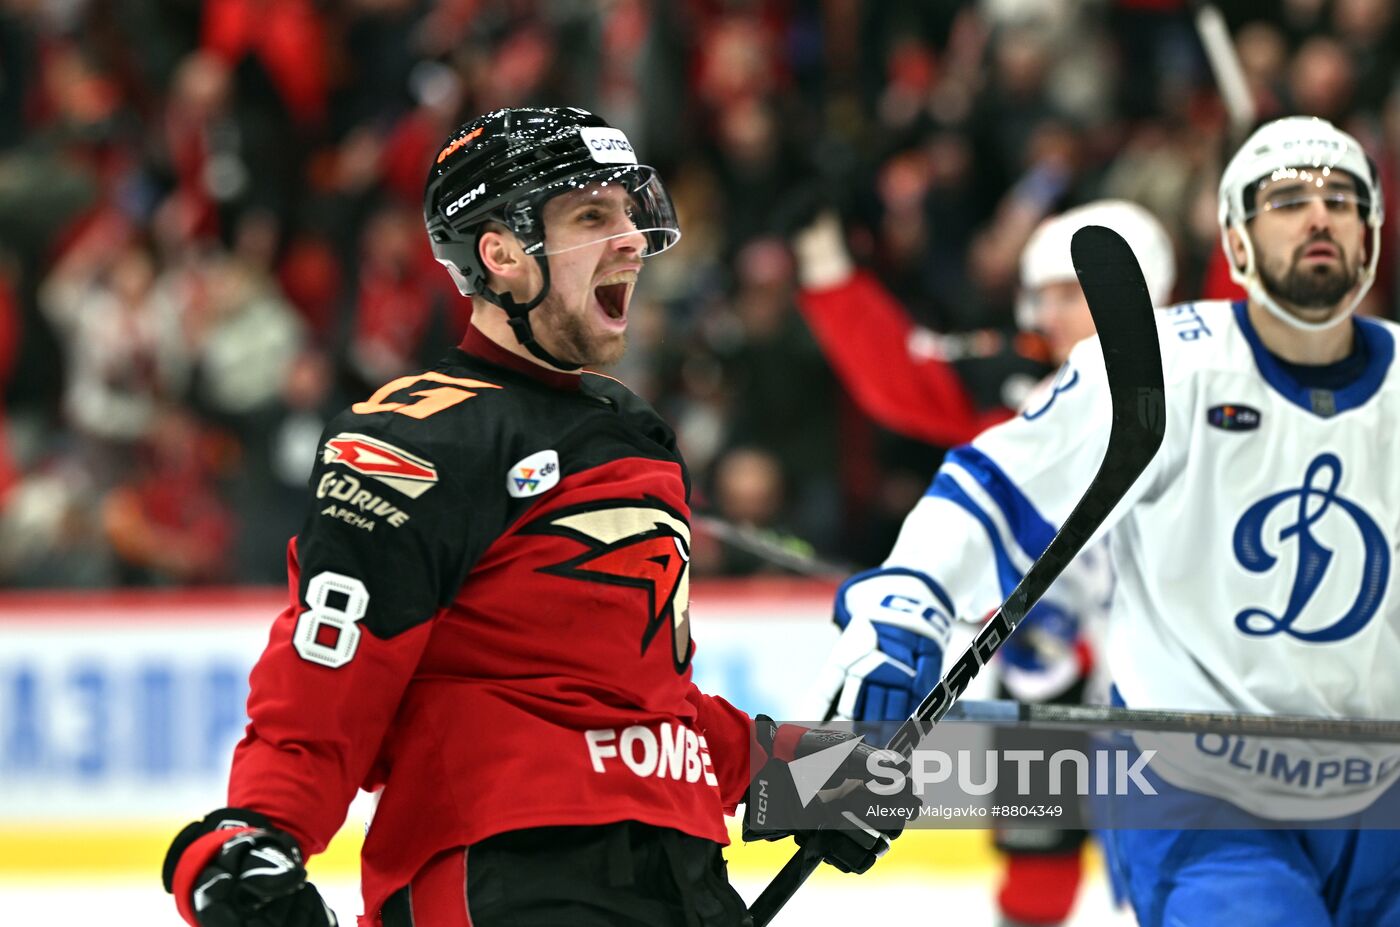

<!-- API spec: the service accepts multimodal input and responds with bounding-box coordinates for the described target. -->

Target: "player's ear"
[478,225,527,282]
[1226,226,1248,271]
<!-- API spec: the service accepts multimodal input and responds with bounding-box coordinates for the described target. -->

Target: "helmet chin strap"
[1228,221,1381,334]
[476,254,583,371]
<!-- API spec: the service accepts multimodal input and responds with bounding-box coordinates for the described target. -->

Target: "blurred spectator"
[968,23,1065,211]
[345,202,444,390]
[100,408,235,585]
[1333,0,1397,114]
[712,237,842,553]
[0,1,1395,586]
[697,445,815,577]
[710,97,799,256]
[1110,0,1203,122]
[39,214,189,480]
[0,29,104,255]
[202,0,328,128]
[1287,35,1356,123]
[186,254,305,422]
[1236,21,1289,120]
[0,456,115,587]
[226,347,339,582]
[277,231,345,342]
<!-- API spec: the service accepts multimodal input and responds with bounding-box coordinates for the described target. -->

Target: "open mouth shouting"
[593,268,638,330]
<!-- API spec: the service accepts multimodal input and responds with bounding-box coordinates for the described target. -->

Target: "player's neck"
[1245,299,1354,365]
[471,307,582,376]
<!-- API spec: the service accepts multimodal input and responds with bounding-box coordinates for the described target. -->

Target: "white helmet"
[1017,199,1176,330]
[1217,116,1383,331]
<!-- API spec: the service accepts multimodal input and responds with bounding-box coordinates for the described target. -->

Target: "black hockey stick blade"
[748,225,1166,925]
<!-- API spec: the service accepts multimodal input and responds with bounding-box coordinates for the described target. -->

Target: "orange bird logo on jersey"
[527,499,693,673]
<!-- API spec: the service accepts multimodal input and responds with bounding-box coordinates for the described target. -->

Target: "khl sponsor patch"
[508,449,561,498]
[1207,404,1261,431]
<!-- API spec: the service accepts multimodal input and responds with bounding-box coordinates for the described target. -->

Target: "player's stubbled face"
[1250,171,1365,321]
[534,184,646,367]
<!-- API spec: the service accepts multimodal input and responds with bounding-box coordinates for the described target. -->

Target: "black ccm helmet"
[424,107,681,368]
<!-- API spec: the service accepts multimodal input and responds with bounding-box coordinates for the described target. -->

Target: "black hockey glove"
[163,807,338,927]
[743,715,915,874]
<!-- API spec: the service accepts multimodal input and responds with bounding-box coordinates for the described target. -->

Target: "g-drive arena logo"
[323,433,438,498]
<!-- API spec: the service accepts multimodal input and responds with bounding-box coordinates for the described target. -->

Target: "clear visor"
[1243,168,1369,221]
[526,165,681,259]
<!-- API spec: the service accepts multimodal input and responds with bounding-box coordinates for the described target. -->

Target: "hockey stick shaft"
[945,699,1400,744]
[749,226,1166,925]
[1192,1,1255,147]
[692,514,855,577]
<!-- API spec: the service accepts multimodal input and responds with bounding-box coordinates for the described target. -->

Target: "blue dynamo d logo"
[1233,452,1389,642]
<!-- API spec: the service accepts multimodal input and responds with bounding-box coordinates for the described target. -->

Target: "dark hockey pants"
[381,821,753,926]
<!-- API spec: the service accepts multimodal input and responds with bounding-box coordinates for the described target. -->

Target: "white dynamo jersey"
[888,299,1400,819]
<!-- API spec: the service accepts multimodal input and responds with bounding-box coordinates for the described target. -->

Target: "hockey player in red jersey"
[161,107,909,927]
[791,202,1177,447]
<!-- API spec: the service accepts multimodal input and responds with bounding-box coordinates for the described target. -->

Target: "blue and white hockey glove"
[808,568,955,722]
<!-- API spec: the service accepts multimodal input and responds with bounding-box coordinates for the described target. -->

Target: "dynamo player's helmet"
[423,107,681,299]
[1016,199,1177,330]
[1217,116,1383,331]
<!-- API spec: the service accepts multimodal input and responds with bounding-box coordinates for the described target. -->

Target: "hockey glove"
[743,715,914,874]
[807,567,954,722]
[163,807,338,927]
[998,600,1086,702]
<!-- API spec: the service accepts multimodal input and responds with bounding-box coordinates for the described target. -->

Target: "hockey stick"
[944,699,1400,744]
[748,226,1167,925]
[1192,1,1256,147]
[691,514,856,577]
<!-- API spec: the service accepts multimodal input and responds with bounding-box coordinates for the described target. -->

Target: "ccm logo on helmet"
[444,182,487,218]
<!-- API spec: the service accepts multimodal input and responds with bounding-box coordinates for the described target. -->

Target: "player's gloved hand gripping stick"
[163,807,338,927]
[749,226,1168,925]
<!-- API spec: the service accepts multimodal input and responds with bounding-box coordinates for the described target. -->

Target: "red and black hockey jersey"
[224,327,755,925]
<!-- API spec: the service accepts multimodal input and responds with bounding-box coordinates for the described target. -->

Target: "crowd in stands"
[0,0,1396,586]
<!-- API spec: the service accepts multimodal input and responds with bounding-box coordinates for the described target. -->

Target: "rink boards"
[0,580,1007,879]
